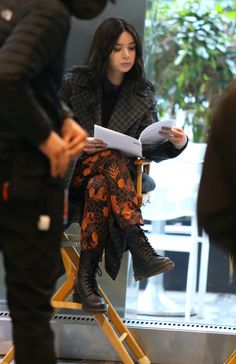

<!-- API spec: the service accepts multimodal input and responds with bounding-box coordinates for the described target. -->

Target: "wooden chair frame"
[134,158,151,206]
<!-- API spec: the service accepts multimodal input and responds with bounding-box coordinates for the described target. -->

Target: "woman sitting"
[60,17,188,314]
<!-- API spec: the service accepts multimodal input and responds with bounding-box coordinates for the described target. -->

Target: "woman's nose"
[122,48,129,58]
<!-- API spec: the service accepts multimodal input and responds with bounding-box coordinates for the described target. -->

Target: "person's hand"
[83,137,107,154]
[61,118,87,159]
[39,131,70,177]
[159,127,187,149]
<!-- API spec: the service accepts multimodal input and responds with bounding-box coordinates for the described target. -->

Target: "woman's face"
[107,31,136,77]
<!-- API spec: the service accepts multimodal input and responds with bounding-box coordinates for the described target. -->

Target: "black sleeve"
[0,3,70,146]
[139,85,188,162]
[143,138,188,162]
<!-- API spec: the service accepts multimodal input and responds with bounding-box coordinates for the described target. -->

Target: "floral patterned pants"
[70,150,143,250]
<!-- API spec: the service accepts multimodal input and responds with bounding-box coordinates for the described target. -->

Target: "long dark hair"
[86,17,146,92]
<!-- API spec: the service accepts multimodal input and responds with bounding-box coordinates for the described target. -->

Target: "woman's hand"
[159,127,188,149]
[83,137,108,154]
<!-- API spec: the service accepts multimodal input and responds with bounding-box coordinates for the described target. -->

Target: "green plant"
[144,0,236,142]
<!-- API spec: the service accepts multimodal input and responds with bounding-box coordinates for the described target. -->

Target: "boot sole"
[82,305,108,315]
[134,261,175,281]
[73,293,108,314]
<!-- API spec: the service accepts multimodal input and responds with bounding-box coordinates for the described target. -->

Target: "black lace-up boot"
[125,225,175,281]
[73,250,108,314]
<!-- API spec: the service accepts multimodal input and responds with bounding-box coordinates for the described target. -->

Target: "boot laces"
[138,228,158,257]
[84,262,102,295]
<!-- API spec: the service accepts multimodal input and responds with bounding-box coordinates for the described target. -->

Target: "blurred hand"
[83,137,107,154]
[159,127,187,149]
[62,118,87,159]
[39,131,69,177]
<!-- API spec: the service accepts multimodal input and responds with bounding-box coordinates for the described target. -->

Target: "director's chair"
[0,158,151,364]
[134,158,152,206]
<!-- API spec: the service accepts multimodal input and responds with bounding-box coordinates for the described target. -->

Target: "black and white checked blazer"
[60,66,187,162]
[60,66,157,138]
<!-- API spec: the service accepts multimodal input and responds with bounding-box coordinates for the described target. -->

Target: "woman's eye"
[129,46,136,51]
[113,47,121,52]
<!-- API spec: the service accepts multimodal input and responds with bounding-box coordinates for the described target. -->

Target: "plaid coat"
[60,67,187,279]
[60,66,186,162]
[60,66,157,139]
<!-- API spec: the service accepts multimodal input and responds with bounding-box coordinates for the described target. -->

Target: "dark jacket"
[60,66,186,162]
[197,83,236,254]
[0,0,71,164]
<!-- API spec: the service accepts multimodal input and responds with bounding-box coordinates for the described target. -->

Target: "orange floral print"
[81,212,94,231]
[101,150,112,157]
[111,195,121,214]
[70,149,142,250]
[103,207,109,217]
[92,231,98,245]
[89,187,96,198]
[109,163,119,180]
[83,155,99,164]
[96,186,107,201]
[126,178,134,192]
[117,178,124,188]
[121,202,132,220]
[83,168,91,176]
[90,155,99,162]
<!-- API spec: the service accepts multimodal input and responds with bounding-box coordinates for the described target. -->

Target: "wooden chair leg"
[52,246,79,302]
[95,314,134,364]
[0,346,14,364]
[225,350,236,364]
[100,287,150,364]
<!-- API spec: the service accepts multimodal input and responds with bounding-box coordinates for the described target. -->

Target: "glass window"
[135,0,236,326]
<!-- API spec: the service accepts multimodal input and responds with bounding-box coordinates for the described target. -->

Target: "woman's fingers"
[159,127,187,148]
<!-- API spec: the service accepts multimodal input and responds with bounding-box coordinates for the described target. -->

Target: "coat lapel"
[107,84,151,134]
[70,71,151,137]
[70,83,102,137]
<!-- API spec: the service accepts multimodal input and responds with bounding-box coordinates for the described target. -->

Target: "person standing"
[0,1,113,363]
[197,82,236,255]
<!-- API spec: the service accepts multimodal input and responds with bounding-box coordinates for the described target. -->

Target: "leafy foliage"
[144,0,236,141]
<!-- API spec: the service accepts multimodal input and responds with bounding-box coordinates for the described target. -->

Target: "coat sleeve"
[143,138,188,162]
[0,3,70,146]
[140,86,188,162]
